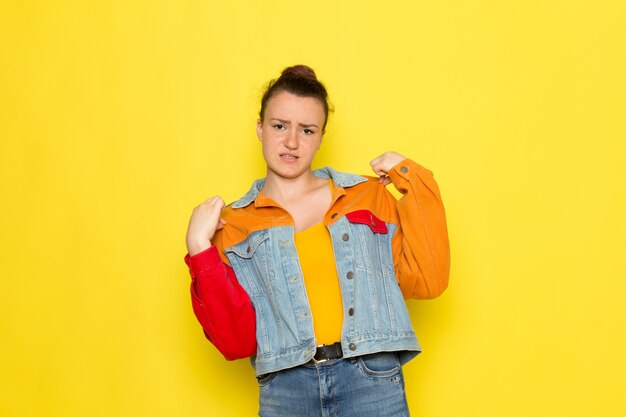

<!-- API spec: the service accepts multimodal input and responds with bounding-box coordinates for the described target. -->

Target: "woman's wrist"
[187,241,212,256]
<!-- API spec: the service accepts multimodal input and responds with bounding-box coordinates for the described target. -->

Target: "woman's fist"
[370,151,407,186]
[186,196,227,256]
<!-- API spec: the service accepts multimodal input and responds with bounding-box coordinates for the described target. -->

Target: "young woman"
[184,65,450,417]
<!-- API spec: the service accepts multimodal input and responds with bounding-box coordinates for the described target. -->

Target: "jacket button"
[348,308,354,316]
[349,343,357,351]
[331,212,338,219]
[246,245,251,253]
[342,233,350,241]
[346,271,354,279]
[400,166,409,173]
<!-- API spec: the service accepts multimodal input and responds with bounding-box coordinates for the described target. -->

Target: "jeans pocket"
[356,352,401,379]
[256,371,278,388]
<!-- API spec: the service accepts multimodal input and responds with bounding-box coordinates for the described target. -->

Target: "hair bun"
[281,65,317,80]
[259,64,332,130]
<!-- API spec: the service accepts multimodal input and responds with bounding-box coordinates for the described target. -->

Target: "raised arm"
[184,248,256,359]
[371,152,450,299]
[184,196,256,359]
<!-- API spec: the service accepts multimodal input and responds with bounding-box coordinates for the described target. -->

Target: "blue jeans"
[257,352,410,417]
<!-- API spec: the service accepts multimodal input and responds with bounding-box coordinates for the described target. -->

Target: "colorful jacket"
[184,159,450,376]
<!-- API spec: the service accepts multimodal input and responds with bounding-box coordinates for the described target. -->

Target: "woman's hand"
[186,196,227,256]
[370,151,407,186]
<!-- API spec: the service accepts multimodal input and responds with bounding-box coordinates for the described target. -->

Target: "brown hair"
[259,65,332,130]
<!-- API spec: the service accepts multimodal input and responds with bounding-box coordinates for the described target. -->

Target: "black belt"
[312,342,343,363]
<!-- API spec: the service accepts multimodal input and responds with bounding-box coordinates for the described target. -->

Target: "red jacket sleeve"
[184,246,257,360]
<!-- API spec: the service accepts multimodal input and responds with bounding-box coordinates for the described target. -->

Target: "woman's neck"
[261,168,333,232]
[261,169,325,204]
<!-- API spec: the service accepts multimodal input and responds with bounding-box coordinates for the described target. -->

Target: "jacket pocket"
[346,210,388,234]
[225,231,270,259]
[224,231,271,295]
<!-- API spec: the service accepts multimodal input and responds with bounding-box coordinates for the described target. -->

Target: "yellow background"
[1,1,625,416]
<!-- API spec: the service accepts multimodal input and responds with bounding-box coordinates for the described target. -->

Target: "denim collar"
[232,167,368,209]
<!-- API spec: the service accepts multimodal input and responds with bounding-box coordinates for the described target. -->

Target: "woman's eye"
[273,124,284,130]
[303,129,314,135]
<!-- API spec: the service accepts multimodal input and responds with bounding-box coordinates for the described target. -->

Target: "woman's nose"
[284,129,298,149]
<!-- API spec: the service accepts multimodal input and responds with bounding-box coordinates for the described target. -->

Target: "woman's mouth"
[280,153,299,162]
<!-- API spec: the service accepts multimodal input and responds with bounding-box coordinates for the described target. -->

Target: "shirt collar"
[232,167,368,209]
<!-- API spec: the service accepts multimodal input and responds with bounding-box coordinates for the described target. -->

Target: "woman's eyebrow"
[270,118,318,129]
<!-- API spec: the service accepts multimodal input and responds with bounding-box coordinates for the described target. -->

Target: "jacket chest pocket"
[346,210,388,234]
[225,231,272,295]
[345,210,393,274]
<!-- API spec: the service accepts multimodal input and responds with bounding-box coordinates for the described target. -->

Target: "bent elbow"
[219,332,257,361]
[403,268,450,300]
[210,318,257,361]
[419,253,450,299]
[420,277,449,299]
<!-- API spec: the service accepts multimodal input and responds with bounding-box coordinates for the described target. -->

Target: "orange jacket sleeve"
[384,159,450,299]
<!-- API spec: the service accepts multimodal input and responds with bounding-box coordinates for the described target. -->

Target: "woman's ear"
[256,119,263,141]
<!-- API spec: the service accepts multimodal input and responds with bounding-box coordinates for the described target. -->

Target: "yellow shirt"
[294,221,344,346]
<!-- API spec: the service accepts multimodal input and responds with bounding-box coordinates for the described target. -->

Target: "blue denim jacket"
[223,167,421,376]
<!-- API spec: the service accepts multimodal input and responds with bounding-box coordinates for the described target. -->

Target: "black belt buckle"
[312,342,343,364]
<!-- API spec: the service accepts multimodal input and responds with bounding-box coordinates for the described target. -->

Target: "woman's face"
[257,91,326,181]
